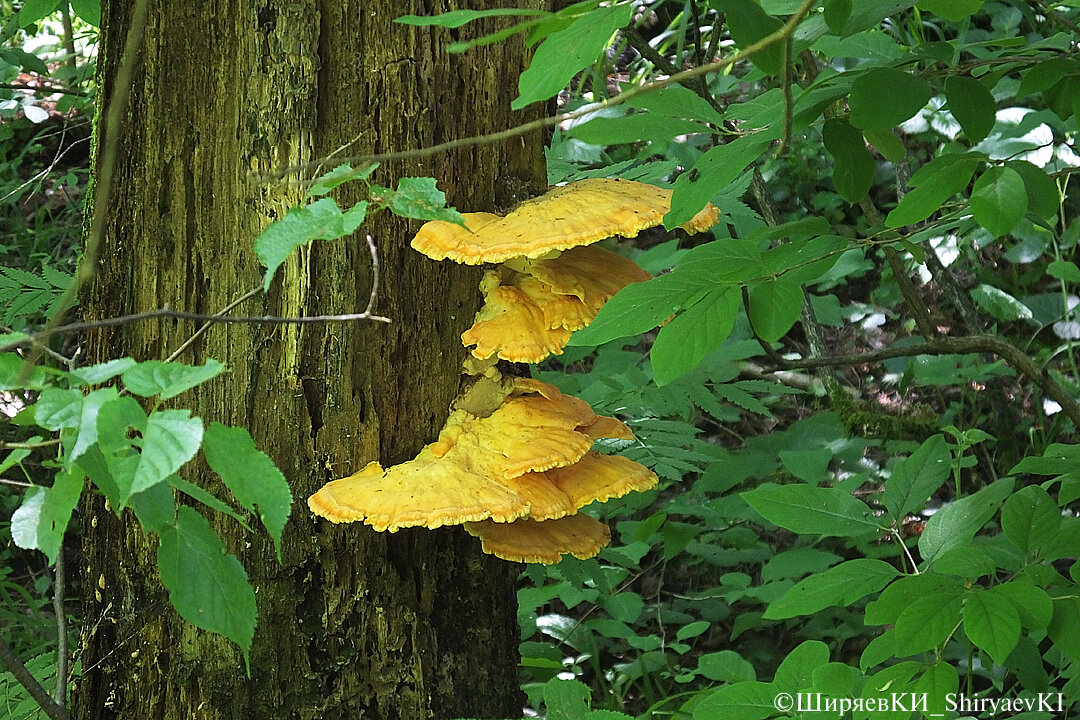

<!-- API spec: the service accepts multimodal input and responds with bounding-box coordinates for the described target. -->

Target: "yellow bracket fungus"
[463,514,612,565]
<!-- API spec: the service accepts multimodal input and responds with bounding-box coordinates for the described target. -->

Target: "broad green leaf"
[697,651,757,683]
[919,478,1014,567]
[676,238,767,285]
[823,118,874,202]
[95,395,146,455]
[10,467,84,564]
[930,545,995,579]
[568,272,700,346]
[1009,160,1060,220]
[970,284,1034,323]
[748,278,803,343]
[945,75,996,143]
[970,166,1027,237]
[130,481,177,534]
[0,353,50,391]
[651,289,739,386]
[860,630,897,671]
[823,0,853,32]
[990,581,1053,630]
[1018,57,1080,97]
[69,357,137,386]
[395,8,548,28]
[1048,596,1080,659]
[963,589,1021,665]
[716,0,784,75]
[849,68,932,130]
[131,409,204,498]
[625,84,725,125]
[570,114,712,145]
[774,640,829,691]
[544,678,591,720]
[1010,443,1080,476]
[34,387,84,430]
[879,434,950,520]
[75,445,127,512]
[917,0,982,20]
[666,136,770,229]
[388,177,462,224]
[761,548,842,582]
[741,485,884,537]
[886,155,979,227]
[306,163,378,198]
[894,593,963,655]
[202,423,292,560]
[17,0,62,26]
[910,663,958,717]
[764,559,899,619]
[512,4,632,109]
[157,506,256,659]
[122,359,225,400]
[69,387,120,461]
[864,574,963,625]
[676,621,711,642]
[168,474,251,532]
[69,0,101,26]
[862,128,905,162]
[1001,485,1061,556]
[1047,260,1080,283]
[254,198,368,291]
[601,592,643,623]
[692,681,779,720]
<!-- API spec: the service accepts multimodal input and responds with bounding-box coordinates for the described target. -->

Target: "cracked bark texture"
[76,1,549,718]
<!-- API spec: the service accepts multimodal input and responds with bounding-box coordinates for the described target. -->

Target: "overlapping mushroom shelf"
[307,178,719,564]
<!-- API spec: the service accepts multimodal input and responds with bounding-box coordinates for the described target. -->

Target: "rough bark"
[76,1,549,718]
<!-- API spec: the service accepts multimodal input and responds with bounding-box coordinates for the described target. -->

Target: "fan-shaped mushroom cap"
[506,245,652,316]
[545,451,657,508]
[411,178,720,264]
[463,513,612,564]
[307,455,530,530]
[578,415,634,441]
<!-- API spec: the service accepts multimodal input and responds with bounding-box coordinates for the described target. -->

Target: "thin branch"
[1031,0,1080,34]
[18,0,150,380]
[0,439,61,450]
[0,635,70,720]
[773,33,794,157]
[0,477,34,488]
[258,0,820,183]
[766,334,1080,428]
[51,552,68,709]
[162,288,261,363]
[362,235,381,316]
[0,83,89,97]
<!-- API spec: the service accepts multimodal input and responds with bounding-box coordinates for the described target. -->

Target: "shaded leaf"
[919,478,1014,566]
[122,359,225,400]
[764,559,899,619]
[886,155,980,227]
[748,277,803,343]
[254,198,368,291]
[963,589,1021,665]
[741,485,884,537]
[651,289,739,386]
[823,118,874,202]
[970,165,1027,237]
[944,75,996,143]
[389,177,463,224]
[849,68,932,130]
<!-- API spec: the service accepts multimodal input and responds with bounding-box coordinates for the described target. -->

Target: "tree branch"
[0,636,70,720]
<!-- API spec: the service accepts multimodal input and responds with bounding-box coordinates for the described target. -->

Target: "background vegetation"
[3,0,1080,718]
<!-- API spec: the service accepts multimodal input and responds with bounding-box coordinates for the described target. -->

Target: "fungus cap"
[463,513,612,564]
[411,178,720,264]
[506,245,651,315]
[545,451,658,509]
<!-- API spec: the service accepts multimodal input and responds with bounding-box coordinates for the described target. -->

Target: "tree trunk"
[76,1,549,718]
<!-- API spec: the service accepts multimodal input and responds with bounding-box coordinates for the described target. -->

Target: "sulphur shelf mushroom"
[412,178,718,365]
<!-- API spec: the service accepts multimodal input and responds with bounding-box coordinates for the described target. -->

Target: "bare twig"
[162,288,261,363]
[362,235,381,316]
[51,552,68,709]
[258,0,820,183]
[0,636,70,720]
[773,33,794,157]
[0,83,89,97]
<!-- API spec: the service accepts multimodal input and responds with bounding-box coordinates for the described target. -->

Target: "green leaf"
[388,177,463,224]
[1010,443,1080,476]
[570,114,712,145]
[395,8,548,28]
[130,481,178,534]
[1018,57,1080,97]
[764,559,899,619]
[862,128,905,162]
[543,678,591,720]
[157,506,256,660]
[202,423,292,560]
[676,620,711,642]
[697,651,757,683]
[970,284,1034,323]
[306,163,378,198]
[894,593,963,655]
[651,289,739,386]
[849,68,932,130]
[121,359,225,400]
[254,198,368,291]
[625,83,725,125]
[748,278,803,343]
[970,166,1028,237]
[823,0,853,32]
[741,485,884,537]
[823,118,874,203]
[866,575,965,625]
[69,387,120,461]
[1008,160,1060,220]
[95,395,147,455]
[963,589,1021,665]
[512,4,633,109]
[601,592,644,623]
[910,662,959,717]
[1048,596,1080,659]
[990,581,1053,630]
[774,640,829,691]
[917,0,983,20]
[919,478,1014,567]
[1048,260,1080,283]
[68,357,137,386]
[17,0,62,26]
[131,409,204,498]
[885,155,980,227]
[1001,485,1061,556]
[666,136,769,229]
[716,0,784,75]
[944,75,996,143]
[10,467,84,564]
[34,387,84,430]
[69,0,101,26]
[167,475,251,532]
[879,434,951,521]
[568,272,700,346]
[692,681,779,720]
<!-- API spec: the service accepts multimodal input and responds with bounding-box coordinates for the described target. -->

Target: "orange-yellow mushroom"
[463,513,612,564]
